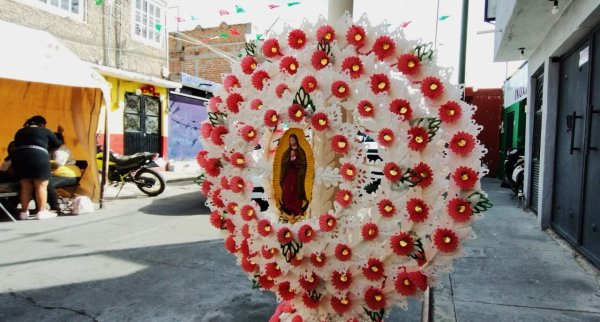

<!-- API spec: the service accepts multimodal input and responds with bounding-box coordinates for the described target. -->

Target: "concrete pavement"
[1,178,599,321]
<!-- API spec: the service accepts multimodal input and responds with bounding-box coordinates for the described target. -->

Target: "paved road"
[0,181,421,321]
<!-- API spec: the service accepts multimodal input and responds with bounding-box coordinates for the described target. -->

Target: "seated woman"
[47,133,82,213]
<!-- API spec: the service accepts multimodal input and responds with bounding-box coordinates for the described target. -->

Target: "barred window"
[133,0,164,47]
[28,0,83,19]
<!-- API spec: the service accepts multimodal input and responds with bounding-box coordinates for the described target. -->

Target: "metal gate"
[123,93,162,155]
[530,72,544,213]
[552,28,600,267]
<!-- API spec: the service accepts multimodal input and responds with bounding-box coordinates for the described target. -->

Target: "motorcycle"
[502,147,525,196]
[96,146,166,197]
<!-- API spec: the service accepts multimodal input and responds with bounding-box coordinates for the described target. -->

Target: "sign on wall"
[503,63,528,108]
[167,94,207,161]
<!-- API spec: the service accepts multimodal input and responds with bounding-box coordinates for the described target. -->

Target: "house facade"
[0,0,180,157]
[488,0,600,267]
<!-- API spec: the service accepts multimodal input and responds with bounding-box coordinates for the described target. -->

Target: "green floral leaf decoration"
[194,173,205,186]
[467,191,493,213]
[415,42,434,61]
[281,240,303,263]
[293,87,315,112]
[363,307,385,322]
[208,112,227,126]
[245,42,257,57]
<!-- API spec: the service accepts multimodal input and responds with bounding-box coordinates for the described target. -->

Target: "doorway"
[123,93,162,155]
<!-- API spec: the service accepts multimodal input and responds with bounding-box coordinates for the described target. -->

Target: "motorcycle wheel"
[134,168,166,196]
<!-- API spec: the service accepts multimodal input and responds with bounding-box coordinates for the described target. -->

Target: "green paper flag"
[235,5,245,13]
[287,2,300,6]
[95,0,104,5]
[256,34,263,40]
[219,33,230,38]
[155,24,162,31]
[438,15,450,21]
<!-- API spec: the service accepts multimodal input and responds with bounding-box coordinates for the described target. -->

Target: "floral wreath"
[197,13,492,322]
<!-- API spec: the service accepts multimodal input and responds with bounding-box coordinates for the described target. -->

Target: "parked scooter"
[96,146,166,197]
[502,147,525,195]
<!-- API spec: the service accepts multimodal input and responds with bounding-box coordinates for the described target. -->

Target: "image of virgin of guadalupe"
[279,134,308,217]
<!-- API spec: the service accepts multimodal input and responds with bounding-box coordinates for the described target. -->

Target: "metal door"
[552,39,590,245]
[581,29,600,266]
[530,72,544,214]
[124,93,162,155]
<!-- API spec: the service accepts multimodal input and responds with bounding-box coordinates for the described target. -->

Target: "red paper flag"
[401,21,412,28]
[175,17,185,22]
[230,28,240,35]
[219,10,230,16]
[268,4,280,9]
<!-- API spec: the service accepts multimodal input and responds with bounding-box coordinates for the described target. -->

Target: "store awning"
[91,64,182,89]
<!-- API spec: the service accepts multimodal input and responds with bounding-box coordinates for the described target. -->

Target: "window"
[24,0,84,19]
[132,0,164,47]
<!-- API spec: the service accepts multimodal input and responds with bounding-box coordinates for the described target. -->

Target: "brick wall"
[168,22,250,83]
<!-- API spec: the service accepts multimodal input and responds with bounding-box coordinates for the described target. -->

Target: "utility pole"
[328,0,353,22]
[458,0,469,87]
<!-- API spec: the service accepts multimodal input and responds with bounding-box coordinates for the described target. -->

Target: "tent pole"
[99,93,110,208]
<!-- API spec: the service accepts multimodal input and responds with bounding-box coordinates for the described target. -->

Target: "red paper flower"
[224,235,237,253]
[383,162,401,182]
[364,287,386,311]
[331,270,352,290]
[297,224,315,243]
[452,166,478,190]
[211,125,228,146]
[377,128,395,147]
[378,198,396,217]
[240,204,256,221]
[301,75,318,93]
[265,262,282,279]
[200,179,212,196]
[335,189,353,207]
[288,29,307,50]
[301,292,321,309]
[251,70,270,91]
[362,258,385,281]
[331,295,352,314]
[299,273,319,291]
[408,126,428,151]
[223,74,240,93]
[316,24,336,43]
[240,125,257,142]
[226,202,238,214]
[200,123,213,139]
[240,56,257,74]
[203,158,221,177]
[434,228,459,253]
[410,270,428,291]
[346,25,366,47]
[450,131,476,156]
[439,101,462,123]
[389,98,412,121]
[195,149,207,166]
[334,243,352,261]
[341,56,364,79]
[224,218,235,234]
[229,176,246,193]
[258,274,275,289]
[240,256,257,273]
[331,135,349,154]
[397,53,421,76]
[291,315,303,322]
[278,281,297,301]
[361,222,379,241]
[280,56,299,75]
[310,252,327,268]
[209,210,224,229]
[395,269,416,296]
[412,162,433,188]
[264,109,279,127]
[230,152,246,168]
[225,92,243,113]
[250,98,263,110]
[421,76,444,100]
[370,73,391,94]
[275,83,290,98]
[277,226,294,244]
[311,112,329,131]
[257,219,273,237]
[311,50,330,70]
[339,163,357,181]
[262,38,281,58]
[447,198,473,222]
[331,80,350,99]
[262,246,277,259]
[220,176,230,190]
[319,214,337,231]
[406,198,429,223]
[208,96,222,112]
[241,224,251,239]
[390,232,414,256]
[357,99,375,117]
[288,104,305,122]
[372,35,396,60]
